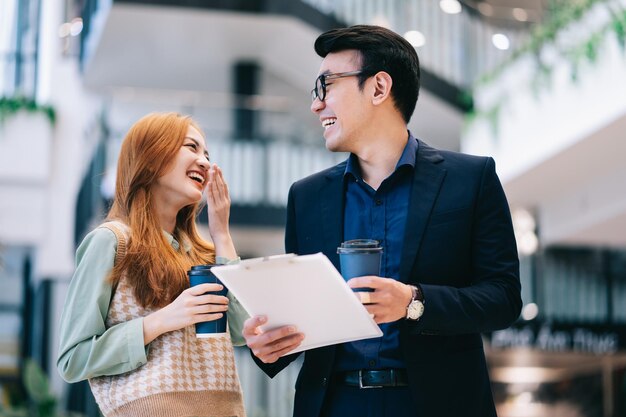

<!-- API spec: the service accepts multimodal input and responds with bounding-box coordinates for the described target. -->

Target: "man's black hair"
[314,24,420,123]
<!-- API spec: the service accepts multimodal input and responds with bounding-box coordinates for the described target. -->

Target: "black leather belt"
[334,369,409,389]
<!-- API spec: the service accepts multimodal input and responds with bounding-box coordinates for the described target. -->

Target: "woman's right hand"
[206,164,238,260]
[142,283,228,344]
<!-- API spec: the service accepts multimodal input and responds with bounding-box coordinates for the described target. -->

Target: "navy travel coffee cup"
[187,265,228,337]
[337,239,383,292]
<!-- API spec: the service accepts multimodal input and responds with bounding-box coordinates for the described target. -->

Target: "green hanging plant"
[0,96,56,126]
[457,89,474,112]
[462,101,504,138]
[485,102,503,139]
[466,0,626,130]
[461,109,478,134]
[475,0,604,88]
[531,63,554,99]
[584,31,605,63]
[566,25,609,82]
[610,8,626,51]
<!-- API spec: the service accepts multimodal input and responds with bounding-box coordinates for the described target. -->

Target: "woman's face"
[152,125,210,211]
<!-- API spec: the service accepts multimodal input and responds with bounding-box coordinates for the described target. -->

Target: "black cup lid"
[190,264,216,270]
[337,239,383,253]
[187,264,216,276]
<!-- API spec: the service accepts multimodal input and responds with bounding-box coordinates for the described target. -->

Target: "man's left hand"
[347,276,413,324]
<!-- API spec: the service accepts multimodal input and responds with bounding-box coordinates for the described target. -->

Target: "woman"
[57,112,247,416]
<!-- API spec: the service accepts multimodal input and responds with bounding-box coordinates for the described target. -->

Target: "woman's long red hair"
[107,112,215,308]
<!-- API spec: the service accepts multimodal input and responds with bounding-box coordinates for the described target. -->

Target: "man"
[243,25,522,417]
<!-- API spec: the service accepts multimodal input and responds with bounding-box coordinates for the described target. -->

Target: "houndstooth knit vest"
[88,221,245,417]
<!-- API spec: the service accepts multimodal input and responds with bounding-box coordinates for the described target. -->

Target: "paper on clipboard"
[211,253,382,355]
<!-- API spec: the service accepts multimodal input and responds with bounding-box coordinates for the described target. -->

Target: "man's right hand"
[243,316,305,363]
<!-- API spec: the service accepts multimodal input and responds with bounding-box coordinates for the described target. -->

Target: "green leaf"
[610,9,626,51]
[457,89,474,111]
[473,0,604,91]
[0,96,56,125]
[23,360,54,404]
[570,62,580,83]
[482,102,502,139]
[37,399,57,417]
[584,31,605,63]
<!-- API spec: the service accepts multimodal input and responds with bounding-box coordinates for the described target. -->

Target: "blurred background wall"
[1,0,626,416]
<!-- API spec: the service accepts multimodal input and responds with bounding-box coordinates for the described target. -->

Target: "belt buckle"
[358,370,382,389]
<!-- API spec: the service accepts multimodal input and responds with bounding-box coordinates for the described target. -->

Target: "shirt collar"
[162,230,192,252]
[344,131,419,180]
[396,131,419,169]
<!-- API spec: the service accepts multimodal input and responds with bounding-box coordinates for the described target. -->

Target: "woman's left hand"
[206,164,237,259]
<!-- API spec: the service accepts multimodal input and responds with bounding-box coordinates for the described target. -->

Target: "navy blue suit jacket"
[253,140,522,417]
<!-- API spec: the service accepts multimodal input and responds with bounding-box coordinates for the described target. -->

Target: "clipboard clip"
[241,253,297,269]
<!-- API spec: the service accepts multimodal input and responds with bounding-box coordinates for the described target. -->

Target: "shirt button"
[322,377,328,386]
[375,199,382,206]
[369,360,376,367]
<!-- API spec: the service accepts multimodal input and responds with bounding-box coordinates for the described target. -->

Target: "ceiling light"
[491,366,565,384]
[70,18,83,36]
[512,8,528,22]
[404,30,426,48]
[440,0,462,14]
[518,232,538,256]
[521,303,539,321]
[58,22,71,38]
[492,33,510,50]
[512,208,536,233]
[477,2,494,16]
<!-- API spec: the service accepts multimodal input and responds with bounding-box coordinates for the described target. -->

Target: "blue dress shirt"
[334,134,418,372]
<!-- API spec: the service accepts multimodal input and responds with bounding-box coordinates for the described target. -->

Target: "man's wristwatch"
[406,285,424,321]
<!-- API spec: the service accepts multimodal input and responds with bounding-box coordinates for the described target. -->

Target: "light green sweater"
[57,226,249,384]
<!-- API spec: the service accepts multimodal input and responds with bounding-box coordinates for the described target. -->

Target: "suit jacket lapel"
[320,162,346,268]
[399,141,447,282]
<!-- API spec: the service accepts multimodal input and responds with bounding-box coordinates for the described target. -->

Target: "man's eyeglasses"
[311,70,363,102]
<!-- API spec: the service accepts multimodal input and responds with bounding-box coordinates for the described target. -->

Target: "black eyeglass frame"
[311,70,363,102]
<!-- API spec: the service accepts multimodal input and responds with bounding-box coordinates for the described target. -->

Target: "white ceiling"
[503,111,626,248]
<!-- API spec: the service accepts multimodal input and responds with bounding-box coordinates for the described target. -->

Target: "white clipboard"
[211,253,382,355]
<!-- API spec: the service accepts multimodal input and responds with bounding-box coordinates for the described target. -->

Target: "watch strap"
[410,284,424,302]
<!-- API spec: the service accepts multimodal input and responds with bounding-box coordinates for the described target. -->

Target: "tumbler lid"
[337,239,383,254]
[187,264,216,276]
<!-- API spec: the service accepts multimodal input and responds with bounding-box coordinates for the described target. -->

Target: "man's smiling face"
[310,50,372,153]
